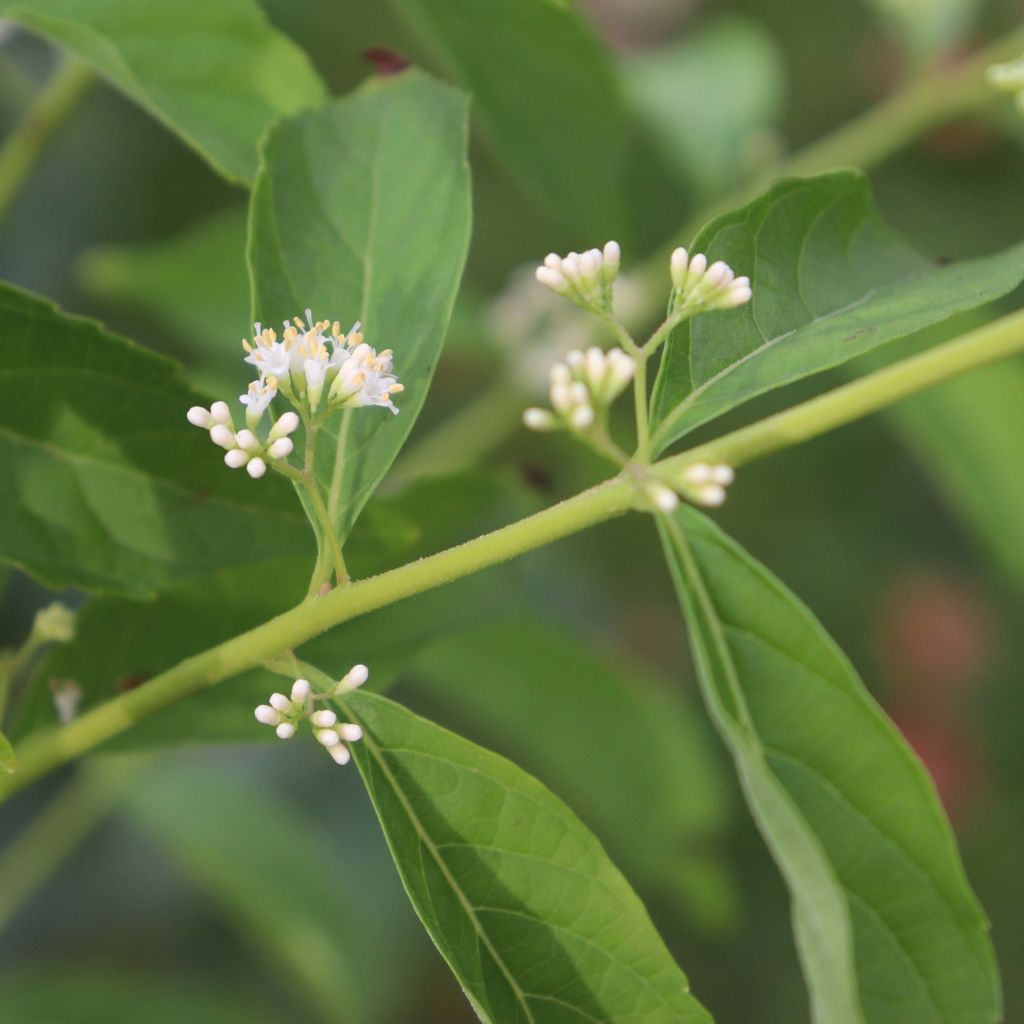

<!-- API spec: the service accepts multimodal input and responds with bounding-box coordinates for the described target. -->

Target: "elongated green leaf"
[249,70,471,543]
[0,731,13,774]
[0,283,310,595]
[658,507,1000,1024]
[650,171,1024,452]
[389,0,635,239]
[411,614,737,931]
[0,0,325,184]
[339,689,712,1024]
[124,764,373,1023]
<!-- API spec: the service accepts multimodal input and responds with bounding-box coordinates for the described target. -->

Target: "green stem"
[0,57,93,224]
[300,423,349,588]
[3,308,1023,801]
[633,357,651,464]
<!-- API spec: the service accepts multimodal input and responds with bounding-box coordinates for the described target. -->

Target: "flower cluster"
[644,462,736,514]
[523,346,635,433]
[254,665,368,766]
[187,401,299,479]
[243,312,402,416]
[186,309,403,480]
[988,56,1024,114]
[669,248,752,315]
[535,241,621,314]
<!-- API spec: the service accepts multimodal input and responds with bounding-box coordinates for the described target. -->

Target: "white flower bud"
[276,722,296,739]
[210,401,231,424]
[269,411,300,440]
[535,266,568,293]
[187,406,213,428]
[698,484,727,508]
[339,723,363,743]
[316,727,341,747]
[523,407,557,431]
[670,247,689,289]
[602,240,620,280]
[269,692,292,712]
[209,424,236,449]
[329,744,352,765]
[246,457,267,479]
[267,437,294,459]
[647,481,680,513]
[291,678,312,702]
[569,404,594,430]
[311,709,337,728]
[710,464,735,485]
[336,664,369,694]
[224,449,250,469]
[682,462,713,485]
[255,704,281,725]
[235,429,260,452]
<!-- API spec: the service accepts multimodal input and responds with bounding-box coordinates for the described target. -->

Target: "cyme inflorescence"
[186,309,403,479]
[254,665,368,766]
[525,240,749,513]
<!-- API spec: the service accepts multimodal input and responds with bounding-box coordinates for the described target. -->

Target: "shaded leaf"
[249,70,471,543]
[389,0,635,239]
[0,731,13,774]
[658,506,1000,1023]
[339,688,713,1023]
[410,614,737,932]
[650,171,1024,452]
[0,282,310,595]
[0,0,325,183]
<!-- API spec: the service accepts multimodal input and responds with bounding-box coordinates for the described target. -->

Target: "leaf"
[389,0,637,240]
[621,16,785,203]
[0,0,325,184]
[249,70,472,543]
[658,506,1000,1023]
[123,762,374,1023]
[410,614,738,932]
[863,0,979,61]
[0,282,310,595]
[650,171,1024,452]
[338,688,713,1023]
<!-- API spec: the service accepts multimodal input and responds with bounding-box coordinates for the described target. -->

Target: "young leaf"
[658,506,1000,1024]
[249,70,471,543]
[338,689,713,1024]
[0,0,325,184]
[0,283,310,595]
[388,0,635,239]
[650,171,1024,453]
[410,614,737,931]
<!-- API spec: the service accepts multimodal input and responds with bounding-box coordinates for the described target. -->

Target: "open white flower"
[239,377,278,428]
[328,343,404,414]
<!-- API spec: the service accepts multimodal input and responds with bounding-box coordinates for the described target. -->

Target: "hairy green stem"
[0,57,93,224]
[3,308,1023,800]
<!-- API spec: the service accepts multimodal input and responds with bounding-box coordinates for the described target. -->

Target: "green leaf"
[249,70,471,543]
[863,0,979,61]
[658,506,1000,1024]
[123,763,374,1023]
[411,614,738,932]
[622,16,785,203]
[650,171,1024,453]
[0,0,325,184]
[0,282,310,595]
[388,0,639,240]
[0,730,14,774]
[338,688,713,1023]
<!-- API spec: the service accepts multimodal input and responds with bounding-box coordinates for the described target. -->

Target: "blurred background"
[1,0,1023,1021]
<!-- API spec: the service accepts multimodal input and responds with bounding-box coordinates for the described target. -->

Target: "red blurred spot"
[361,48,410,76]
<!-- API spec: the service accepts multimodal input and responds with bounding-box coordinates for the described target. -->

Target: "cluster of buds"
[988,56,1024,114]
[243,311,403,416]
[644,461,736,514]
[535,241,621,314]
[669,248,751,315]
[523,346,635,433]
[187,400,299,479]
[254,665,368,766]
